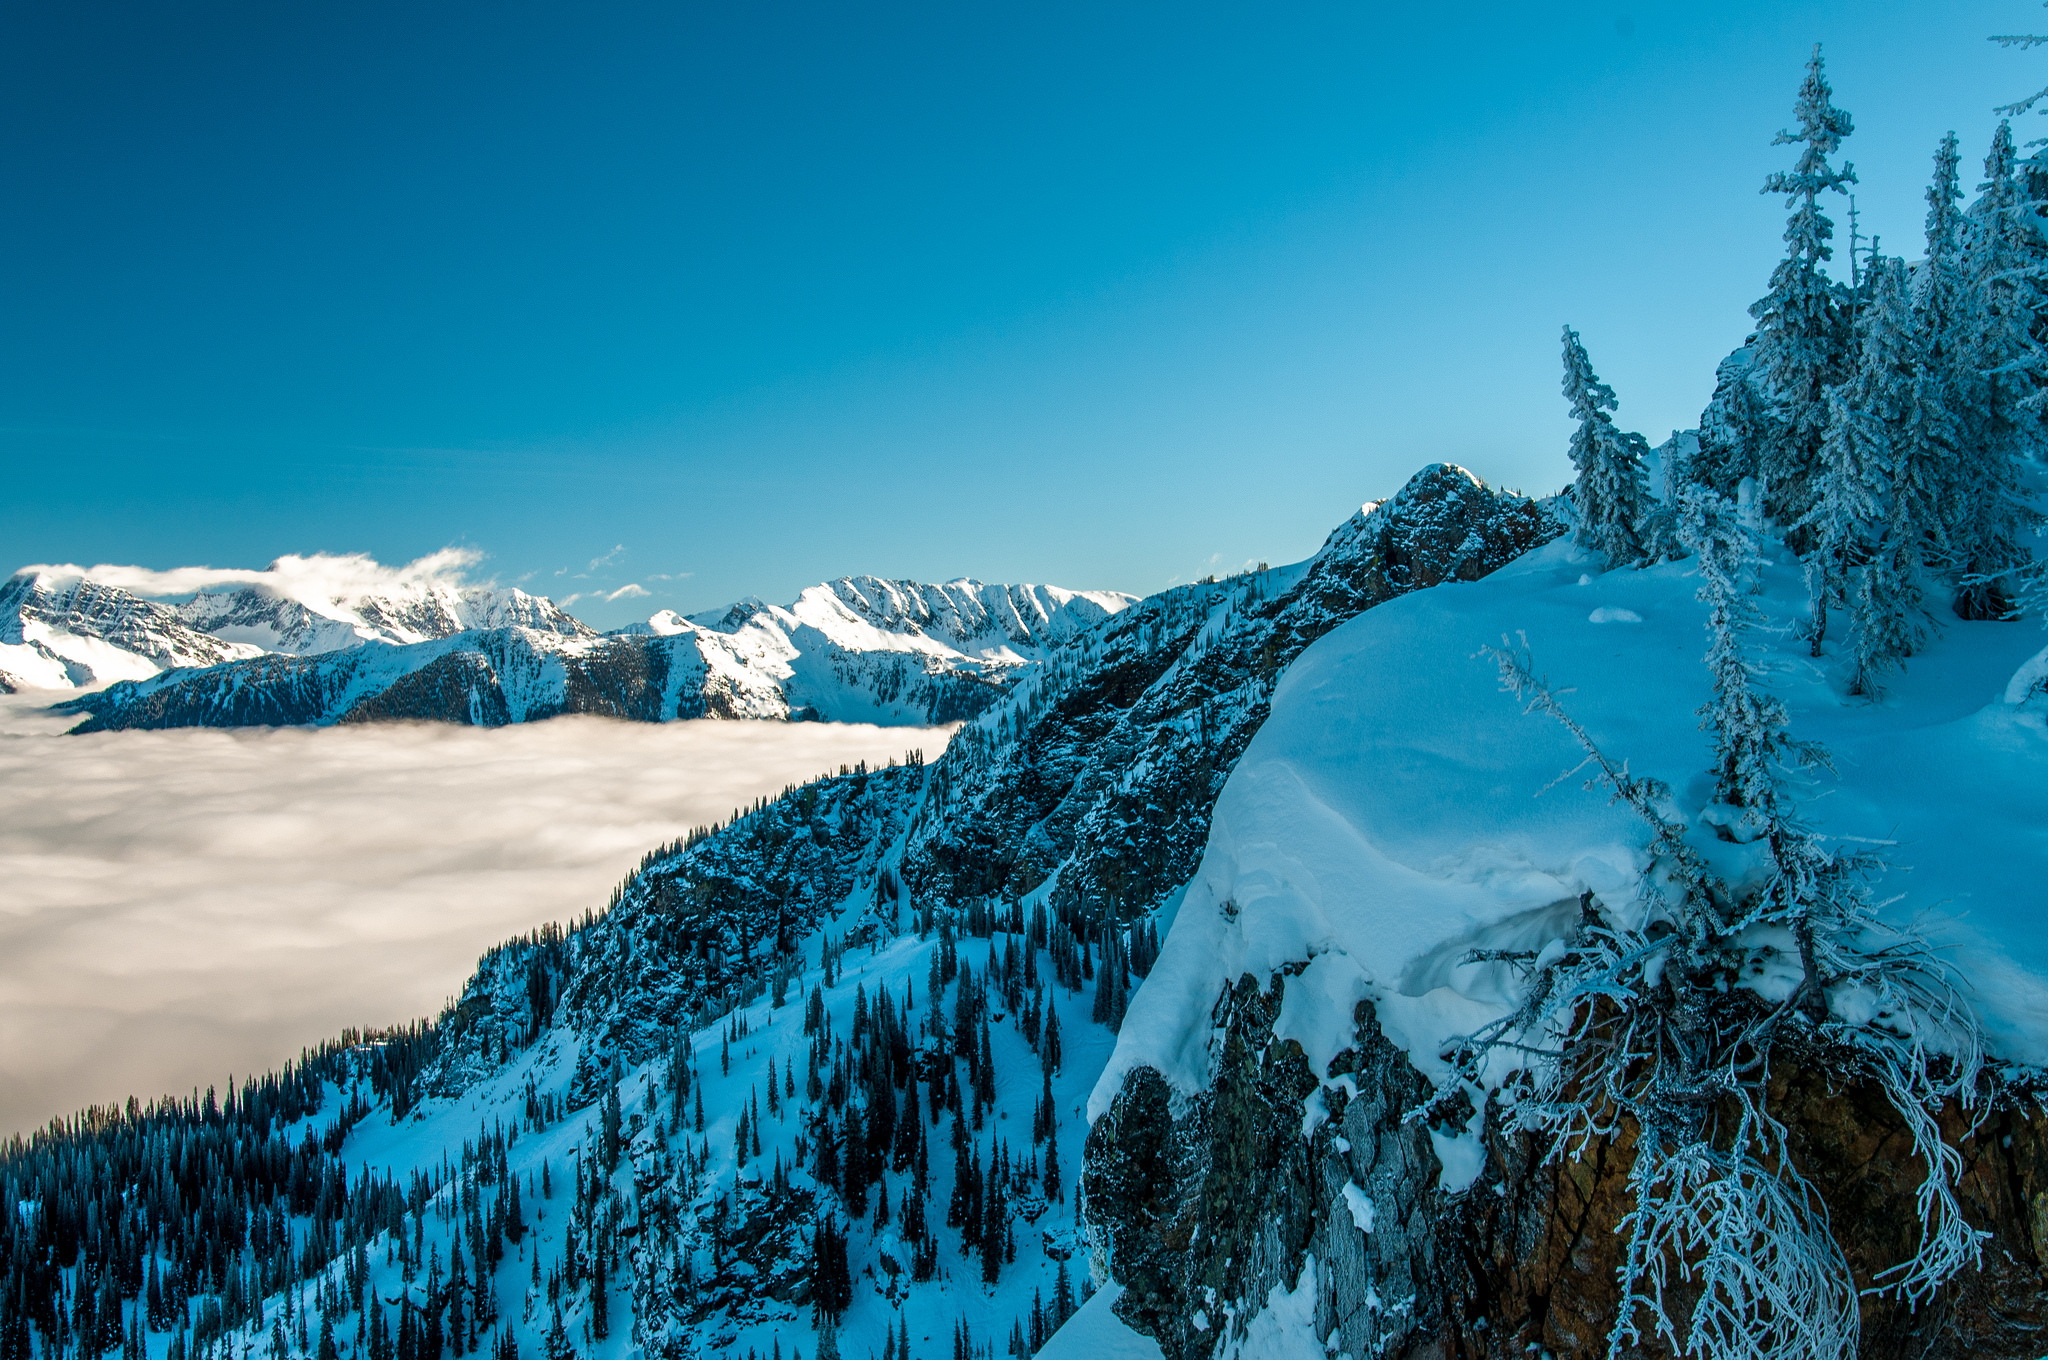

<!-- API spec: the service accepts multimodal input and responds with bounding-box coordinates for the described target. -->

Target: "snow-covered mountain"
[56,577,1135,731]
[175,579,591,654]
[1084,513,2048,1360]
[0,559,591,693]
[0,463,1561,1360]
[0,570,265,691]
[689,578,1132,666]
[13,453,2046,1360]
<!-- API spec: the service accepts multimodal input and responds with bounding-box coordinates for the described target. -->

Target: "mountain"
[174,580,593,654]
[0,564,591,694]
[1083,529,2048,1356]
[53,576,1135,731]
[0,463,1562,1360]
[12,458,2041,1360]
[0,570,264,692]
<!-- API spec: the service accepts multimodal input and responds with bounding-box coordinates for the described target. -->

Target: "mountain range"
[0,566,1132,730]
[5,441,2047,1360]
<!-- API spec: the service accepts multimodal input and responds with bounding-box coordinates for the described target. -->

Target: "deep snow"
[1095,530,2048,1171]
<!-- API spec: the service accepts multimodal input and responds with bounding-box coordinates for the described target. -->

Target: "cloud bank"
[0,697,948,1135]
[17,549,487,609]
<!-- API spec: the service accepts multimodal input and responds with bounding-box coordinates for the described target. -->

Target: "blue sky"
[1,0,2037,625]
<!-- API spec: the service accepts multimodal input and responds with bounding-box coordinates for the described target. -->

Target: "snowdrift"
[1099,532,2048,1135]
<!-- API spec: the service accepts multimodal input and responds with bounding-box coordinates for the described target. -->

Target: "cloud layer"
[0,697,947,1135]
[17,549,487,609]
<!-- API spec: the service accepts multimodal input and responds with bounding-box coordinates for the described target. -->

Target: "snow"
[1339,1182,1375,1235]
[1096,532,2048,1136]
[205,888,1127,1360]
[1036,1283,1165,1360]
[1217,1255,1332,1360]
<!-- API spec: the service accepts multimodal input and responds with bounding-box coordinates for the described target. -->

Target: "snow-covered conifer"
[1749,45,1858,534]
[1951,122,2044,618]
[1684,486,1814,820]
[1803,257,1931,691]
[1689,341,1770,494]
[1560,325,1656,566]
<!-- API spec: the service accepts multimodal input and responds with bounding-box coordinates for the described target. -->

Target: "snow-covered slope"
[692,578,1133,665]
[57,577,1138,731]
[0,570,263,692]
[1101,536,2048,1119]
[1085,527,2048,1360]
[0,559,591,695]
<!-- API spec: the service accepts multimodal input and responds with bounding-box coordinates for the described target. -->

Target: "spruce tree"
[1952,122,2044,618]
[1903,133,1974,567]
[1803,256,1931,690]
[1561,326,1656,565]
[1749,45,1858,534]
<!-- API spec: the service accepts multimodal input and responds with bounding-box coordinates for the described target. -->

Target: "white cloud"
[18,549,488,612]
[0,696,949,1135]
[604,583,651,602]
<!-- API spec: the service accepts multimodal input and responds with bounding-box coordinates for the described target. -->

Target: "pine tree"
[1749,45,1858,534]
[809,1218,851,1320]
[1053,1260,1076,1326]
[1684,486,1814,823]
[1561,326,1657,565]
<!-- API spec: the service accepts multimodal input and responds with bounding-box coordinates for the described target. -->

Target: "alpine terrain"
[4,569,1132,731]
[7,40,2048,1360]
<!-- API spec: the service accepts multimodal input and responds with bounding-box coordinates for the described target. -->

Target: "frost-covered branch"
[1444,561,1987,1358]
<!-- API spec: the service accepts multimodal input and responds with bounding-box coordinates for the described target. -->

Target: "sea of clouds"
[0,695,947,1136]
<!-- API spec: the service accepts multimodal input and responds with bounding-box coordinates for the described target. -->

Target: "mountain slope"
[0,463,1559,1360]
[0,564,591,695]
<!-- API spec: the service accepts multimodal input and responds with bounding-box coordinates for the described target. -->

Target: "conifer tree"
[1952,121,2044,617]
[1918,133,1971,475]
[1803,256,1932,689]
[1750,45,1858,533]
[1684,486,1821,826]
[1561,326,1656,565]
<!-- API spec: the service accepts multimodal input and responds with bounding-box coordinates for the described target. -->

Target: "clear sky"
[1,0,2037,626]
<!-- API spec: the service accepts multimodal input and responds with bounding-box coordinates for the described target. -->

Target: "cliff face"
[1087,983,2048,1360]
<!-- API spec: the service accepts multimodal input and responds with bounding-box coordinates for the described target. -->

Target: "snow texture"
[1097,532,2048,1131]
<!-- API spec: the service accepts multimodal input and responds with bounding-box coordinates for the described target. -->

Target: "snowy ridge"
[53,576,1136,731]
[1084,527,2048,1359]
[1100,532,2048,1108]
[175,580,591,655]
[0,464,1558,1360]
[0,570,264,692]
[0,557,590,694]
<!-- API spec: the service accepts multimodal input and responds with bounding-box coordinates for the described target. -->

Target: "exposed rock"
[1087,978,2048,1360]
